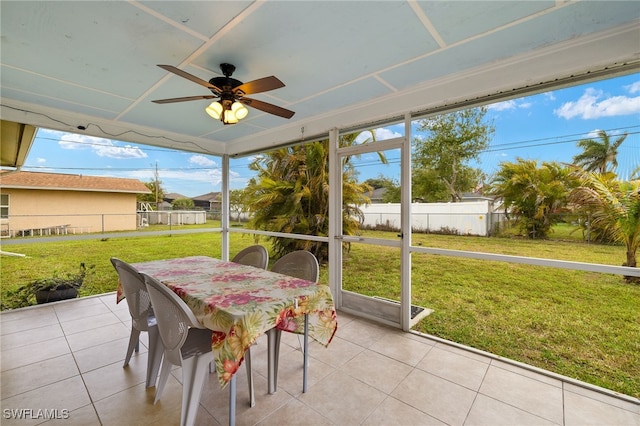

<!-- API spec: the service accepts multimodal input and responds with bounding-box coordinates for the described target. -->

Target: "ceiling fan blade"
[157,65,222,92]
[152,95,216,104]
[235,76,285,95]
[241,97,295,119]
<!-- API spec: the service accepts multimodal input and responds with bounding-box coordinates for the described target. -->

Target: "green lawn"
[1,228,638,398]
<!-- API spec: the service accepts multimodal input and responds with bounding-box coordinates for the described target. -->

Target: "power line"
[25,125,639,173]
[482,131,640,154]
[33,135,185,153]
[35,122,640,157]
[482,124,640,150]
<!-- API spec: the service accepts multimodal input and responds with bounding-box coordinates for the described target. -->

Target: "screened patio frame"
[1,1,639,404]
[214,92,640,333]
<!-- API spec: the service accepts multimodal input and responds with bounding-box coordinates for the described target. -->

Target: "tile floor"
[1,294,638,425]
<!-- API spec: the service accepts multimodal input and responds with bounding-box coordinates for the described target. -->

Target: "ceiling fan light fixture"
[205,101,223,119]
[231,101,248,120]
[223,109,239,124]
[206,100,246,124]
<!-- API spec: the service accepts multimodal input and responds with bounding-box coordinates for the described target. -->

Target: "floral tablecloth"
[118,256,337,387]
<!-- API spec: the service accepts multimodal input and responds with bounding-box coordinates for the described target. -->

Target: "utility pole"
[153,161,159,210]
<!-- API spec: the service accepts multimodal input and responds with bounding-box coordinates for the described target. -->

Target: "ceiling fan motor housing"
[209,76,243,94]
[209,63,243,94]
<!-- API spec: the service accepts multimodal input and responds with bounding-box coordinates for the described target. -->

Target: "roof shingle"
[0,171,151,194]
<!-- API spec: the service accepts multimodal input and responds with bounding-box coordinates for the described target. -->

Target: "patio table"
[117,256,337,391]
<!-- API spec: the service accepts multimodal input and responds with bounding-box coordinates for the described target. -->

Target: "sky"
[21,73,640,198]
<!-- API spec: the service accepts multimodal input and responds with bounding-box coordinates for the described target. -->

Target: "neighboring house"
[365,187,387,204]
[0,171,150,237]
[160,192,188,210]
[192,192,222,211]
[460,192,494,203]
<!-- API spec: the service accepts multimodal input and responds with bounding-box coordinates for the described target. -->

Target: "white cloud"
[488,100,517,111]
[228,170,246,187]
[58,133,114,150]
[95,144,147,159]
[543,91,556,101]
[374,128,402,140]
[36,157,46,164]
[554,87,640,119]
[625,81,640,94]
[585,129,602,139]
[189,155,217,167]
[58,133,92,150]
[355,128,401,144]
[58,133,147,159]
[487,100,531,111]
[127,168,224,185]
[582,128,626,141]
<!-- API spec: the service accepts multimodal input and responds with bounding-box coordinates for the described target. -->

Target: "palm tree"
[570,170,640,278]
[573,130,627,174]
[489,159,576,239]
[245,132,381,263]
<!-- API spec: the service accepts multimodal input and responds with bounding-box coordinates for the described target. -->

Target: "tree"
[245,133,378,263]
[570,170,640,277]
[412,167,485,203]
[229,189,249,223]
[489,159,576,239]
[362,177,391,190]
[363,176,400,203]
[137,180,166,208]
[413,107,494,202]
[380,179,401,203]
[573,130,627,174]
[171,197,194,210]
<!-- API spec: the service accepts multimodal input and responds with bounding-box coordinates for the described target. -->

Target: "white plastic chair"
[271,250,319,282]
[110,257,163,388]
[232,245,269,269]
[268,250,319,394]
[226,245,269,407]
[143,273,216,426]
[143,273,253,425]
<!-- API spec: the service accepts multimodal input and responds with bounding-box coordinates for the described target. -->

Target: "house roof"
[192,192,222,202]
[366,187,387,202]
[163,192,189,201]
[0,171,151,194]
[0,2,637,159]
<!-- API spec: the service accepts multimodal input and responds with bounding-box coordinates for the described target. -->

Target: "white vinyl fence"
[360,200,502,236]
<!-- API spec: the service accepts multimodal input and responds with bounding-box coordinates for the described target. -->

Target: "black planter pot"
[35,288,79,304]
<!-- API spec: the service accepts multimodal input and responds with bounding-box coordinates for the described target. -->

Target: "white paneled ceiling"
[1,1,638,158]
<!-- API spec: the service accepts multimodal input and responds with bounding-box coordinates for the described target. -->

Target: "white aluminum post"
[221,154,230,261]
[401,113,412,331]
[328,128,342,307]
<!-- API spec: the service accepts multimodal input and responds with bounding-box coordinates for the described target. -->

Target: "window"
[1,194,9,219]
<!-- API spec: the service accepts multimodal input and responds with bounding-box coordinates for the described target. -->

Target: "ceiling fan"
[152,63,295,124]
